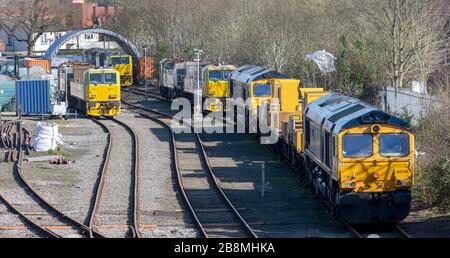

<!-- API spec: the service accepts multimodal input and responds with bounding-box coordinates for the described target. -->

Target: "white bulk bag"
[32,122,63,152]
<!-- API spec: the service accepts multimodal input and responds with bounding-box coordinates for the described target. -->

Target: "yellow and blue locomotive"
[299,93,413,224]
[229,65,414,224]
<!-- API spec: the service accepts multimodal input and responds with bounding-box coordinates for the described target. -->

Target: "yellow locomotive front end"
[85,69,121,117]
[336,122,414,224]
[109,55,133,87]
[338,124,414,193]
[304,93,414,224]
[202,65,236,112]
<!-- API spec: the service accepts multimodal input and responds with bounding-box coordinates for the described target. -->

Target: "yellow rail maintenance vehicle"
[229,65,299,133]
[277,88,328,162]
[302,93,414,224]
[69,68,121,117]
[201,65,236,112]
[109,54,133,87]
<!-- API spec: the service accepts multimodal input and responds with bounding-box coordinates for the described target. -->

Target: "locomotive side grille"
[328,104,365,123]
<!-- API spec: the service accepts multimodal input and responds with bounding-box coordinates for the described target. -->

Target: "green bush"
[414,102,450,211]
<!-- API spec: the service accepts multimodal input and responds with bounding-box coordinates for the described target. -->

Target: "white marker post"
[261,162,266,199]
[193,49,204,130]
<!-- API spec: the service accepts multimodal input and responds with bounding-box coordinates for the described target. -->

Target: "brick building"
[69,0,117,29]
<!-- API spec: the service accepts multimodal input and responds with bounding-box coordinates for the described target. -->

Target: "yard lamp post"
[193,49,204,129]
[143,45,150,101]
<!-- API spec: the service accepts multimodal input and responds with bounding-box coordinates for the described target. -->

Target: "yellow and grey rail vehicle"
[69,68,121,117]
[159,58,176,99]
[299,93,414,224]
[109,54,133,87]
[229,65,299,133]
[159,58,190,100]
[201,65,236,112]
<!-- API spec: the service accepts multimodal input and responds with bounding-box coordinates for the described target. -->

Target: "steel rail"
[344,221,412,238]
[126,88,412,238]
[89,117,141,238]
[13,121,106,238]
[0,122,61,238]
[122,96,258,238]
[395,225,412,238]
[122,103,208,238]
[109,117,141,239]
[88,118,113,238]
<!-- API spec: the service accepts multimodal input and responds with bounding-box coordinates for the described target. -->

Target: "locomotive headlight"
[110,94,117,99]
[371,125,381,134]
[345,181,357,188]
[396,180,410,187]
[89,94,96,99]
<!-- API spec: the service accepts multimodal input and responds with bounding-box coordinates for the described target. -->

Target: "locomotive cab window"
[90,73,117,85]
[253,83,271,97]
[110,57,121,66]
[223,70,232,80]
[342,134,373,158]
[104,73,117,84]
[90,73,103,85]
[379,133,410,157]
[110,57,130,66]
[209,70,222,81]
[121,57,130,64]
[210,70,231,81]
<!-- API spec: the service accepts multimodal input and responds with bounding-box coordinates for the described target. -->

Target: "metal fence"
[380,86,436,123]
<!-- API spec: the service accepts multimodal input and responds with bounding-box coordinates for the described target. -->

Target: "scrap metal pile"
[0,121,32,162]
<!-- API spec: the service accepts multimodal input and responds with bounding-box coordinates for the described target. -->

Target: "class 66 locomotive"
[228,65,414,225]
[303,94,413,224]
[279,91,414,224]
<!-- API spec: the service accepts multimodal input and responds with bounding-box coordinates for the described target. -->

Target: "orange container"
[24,58,51,74]
[0,40,5,52]
[140,57,157,80]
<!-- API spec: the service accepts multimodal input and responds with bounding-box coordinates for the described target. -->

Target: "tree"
[0,0,68,56]
[362,0,447,93]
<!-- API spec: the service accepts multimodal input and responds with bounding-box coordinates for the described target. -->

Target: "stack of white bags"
[32,122,64,152]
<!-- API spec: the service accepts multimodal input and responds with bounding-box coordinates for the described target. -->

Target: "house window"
[40,34,48,44]
[85,34,93,40]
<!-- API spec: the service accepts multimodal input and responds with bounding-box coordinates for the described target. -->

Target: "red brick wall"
[69,3,116,29]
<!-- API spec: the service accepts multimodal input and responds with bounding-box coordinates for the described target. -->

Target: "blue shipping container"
[15,80,51,115]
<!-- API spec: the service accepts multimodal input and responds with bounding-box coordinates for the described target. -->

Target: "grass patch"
[48,148,69,156]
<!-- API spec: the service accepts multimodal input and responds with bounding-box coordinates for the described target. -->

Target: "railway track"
[0,121,105,238]
[345,222,412,238]
[127,86,416,239]
[89,117,141,238]
[122,96,257,238]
